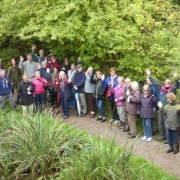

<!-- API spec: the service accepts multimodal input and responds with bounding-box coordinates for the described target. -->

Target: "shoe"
[127,132,131,135]
[146,138,152,142]
[89,114,95,118]
[100,118,106,123]
[15,101,21,105]
[173,145,179,154]
[142,136,147,141]
[63,116,69,119]
[96,117,102,121]
[166,145,174,153]
[114,120,120,125]
[123,128,130,132]
[71,107,76,110]
[109,119,115,123]
[128,136,136,139]
[164,141,168,144]
[42,105,45,109]
[157,137,166,141]
[81,113,87,117]
[119,122,125,129]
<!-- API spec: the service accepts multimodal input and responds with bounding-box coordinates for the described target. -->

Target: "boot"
[119,122,125,129]
[173,145,179,154]
[166,145,174,153]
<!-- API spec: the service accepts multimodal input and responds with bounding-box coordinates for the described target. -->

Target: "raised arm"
[31,45,39,63]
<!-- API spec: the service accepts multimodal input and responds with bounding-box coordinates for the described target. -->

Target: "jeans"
[142,118,152,138]
[109,99,119,120]
[60,91,71,116]
[70,87,76,108]
[167,129,179,146]
[96,100,106,117]
[35,94,44,112]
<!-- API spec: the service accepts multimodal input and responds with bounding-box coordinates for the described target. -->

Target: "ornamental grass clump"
[0,112,87,179]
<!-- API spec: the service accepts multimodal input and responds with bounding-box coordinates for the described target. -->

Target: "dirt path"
[60,112,180,179]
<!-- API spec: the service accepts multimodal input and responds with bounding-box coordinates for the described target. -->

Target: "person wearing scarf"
[146,69,180,143]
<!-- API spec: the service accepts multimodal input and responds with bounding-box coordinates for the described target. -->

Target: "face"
[0,70,5,78]
[42,62,47,68]
[64,59,69,65]
[77,67,83,72]
[71,64,75,70]
[146,78,151,85]
[143,88,149,96]
[97,73,102,79]
[110,70,115,77]
[50,56,55,61]
[36,72,41,79]
[27,55,33,61]
[165,80,171,88]
[54,67,58,73]
[23,75,28,82]
[88,68,93,75]
[39,50,44,56]
[118,78,123,85]
[59,72,65,79]
[11,59,16,65]
[125,80,131,87]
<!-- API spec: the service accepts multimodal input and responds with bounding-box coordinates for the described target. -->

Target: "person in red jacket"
[32,71,49,112]
[47,52,61,72]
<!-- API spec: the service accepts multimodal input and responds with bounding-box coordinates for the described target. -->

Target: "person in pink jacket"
[110,76,126,129]
[32,71,49,112]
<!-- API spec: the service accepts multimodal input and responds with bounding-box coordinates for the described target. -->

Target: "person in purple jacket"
[139,85,158,142]
[110,76,127,130]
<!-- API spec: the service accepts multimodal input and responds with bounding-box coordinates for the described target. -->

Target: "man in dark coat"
[18,75,35,116]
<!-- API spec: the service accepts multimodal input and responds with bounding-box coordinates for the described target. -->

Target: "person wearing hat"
[18,53,38,82]
[47,52,61,72]
[72,64,87,116]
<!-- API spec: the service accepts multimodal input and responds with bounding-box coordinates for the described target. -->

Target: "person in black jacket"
[18,75,35,117]
[94,71,107,122]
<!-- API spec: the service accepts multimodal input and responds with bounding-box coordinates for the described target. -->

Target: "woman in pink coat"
[32,71,49,112]
[110,76,126,129]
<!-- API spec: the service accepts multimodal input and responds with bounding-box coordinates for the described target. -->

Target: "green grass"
[0,105,179,180]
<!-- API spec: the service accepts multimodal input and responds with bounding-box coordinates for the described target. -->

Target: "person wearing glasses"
[139,85,158,142]
[146,69,179,143]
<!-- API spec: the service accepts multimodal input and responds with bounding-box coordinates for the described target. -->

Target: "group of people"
[0,45,180,154]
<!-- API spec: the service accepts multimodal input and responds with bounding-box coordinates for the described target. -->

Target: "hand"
[114,99,118,102]
[46,68,50,73]
[62,67,65,70]
[20,56,24,62]
[29,75,32,79]
[27,87,30,91]
[157,101,163,108]
[173,71,178,77]
[32,44,36,50]
[37,63,41,69]
[145,68,151,76]
[101,74,105,80]
[68,78,71,82]
[126,89,130,96]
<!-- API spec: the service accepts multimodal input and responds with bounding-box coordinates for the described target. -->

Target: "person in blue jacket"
[103,67,120,124]
[0,69,16,111]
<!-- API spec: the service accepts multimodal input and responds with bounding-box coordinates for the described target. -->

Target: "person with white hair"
[125,81,140,138]
[32,71,49,112]
[58,71,72,119]
[18,75,35,116]
[0,69,16,111]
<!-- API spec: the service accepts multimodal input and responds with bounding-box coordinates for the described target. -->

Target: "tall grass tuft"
[0,112,87,179]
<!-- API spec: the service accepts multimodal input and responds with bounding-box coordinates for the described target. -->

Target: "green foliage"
[0,0,180,80]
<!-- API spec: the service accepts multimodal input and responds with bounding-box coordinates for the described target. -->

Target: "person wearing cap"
[0,59,5,69]
[31,44,47,65]
[72,64,87,116]
[0,69,17,111]
[47,52,61,72]
[18,53,38,81]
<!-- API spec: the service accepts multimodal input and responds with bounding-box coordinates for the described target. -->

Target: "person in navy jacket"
[0,69,16,111]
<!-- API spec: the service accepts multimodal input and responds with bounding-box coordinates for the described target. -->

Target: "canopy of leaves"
[0,0,179,81]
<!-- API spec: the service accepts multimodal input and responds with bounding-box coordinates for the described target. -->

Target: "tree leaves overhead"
[0,0,179,81]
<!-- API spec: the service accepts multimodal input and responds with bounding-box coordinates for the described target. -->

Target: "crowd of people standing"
[0,45,180,154]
